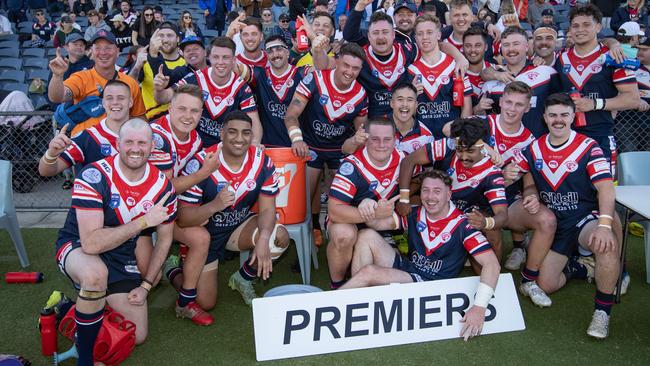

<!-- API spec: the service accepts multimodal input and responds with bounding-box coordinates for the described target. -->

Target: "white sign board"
[252,273,525,361]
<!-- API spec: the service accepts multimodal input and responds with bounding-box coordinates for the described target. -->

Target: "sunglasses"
[263,13,272,16]
[36,12,44,16]
[280,19,289,23]
[144,13,153,17]
[184,16,192,19]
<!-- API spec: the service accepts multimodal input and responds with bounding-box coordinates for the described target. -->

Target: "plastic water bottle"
[453,77,464,107]
[296,17,310,52]
[599,54,640,71]
[39,308,58,356]
[5,271,44,283]
[569,88,587,127]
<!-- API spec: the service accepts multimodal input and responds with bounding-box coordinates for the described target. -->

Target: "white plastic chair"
[0,160,29,267]
[617,151,650,284]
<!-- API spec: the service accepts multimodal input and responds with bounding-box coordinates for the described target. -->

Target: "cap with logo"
[180,35,204,49]
[541,8,554,17]
[90,29,116,45]
[394,0,417,13]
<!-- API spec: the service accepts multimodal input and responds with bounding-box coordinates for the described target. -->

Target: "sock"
[166,266,182,283]
[178,287,197,307]
[330,279,346,290]
[521,267,539,283]
[512,240,524,249]
[239,260,257,281]
[312,214,321,230]
[594,290,614,315]
[563,256,587,281]
[75,308,104,366]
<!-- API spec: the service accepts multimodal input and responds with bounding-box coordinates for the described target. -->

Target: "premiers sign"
[252,273,525,361]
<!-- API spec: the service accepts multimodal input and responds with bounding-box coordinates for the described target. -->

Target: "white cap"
[618,21,645,37]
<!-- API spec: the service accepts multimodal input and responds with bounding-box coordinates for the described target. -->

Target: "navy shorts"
[55,238,140,294]
[551,211,599,256]
[307,148,344,170]
[206,228,236,264]
[392,253,440,282]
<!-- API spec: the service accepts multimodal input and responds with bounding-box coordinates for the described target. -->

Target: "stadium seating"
[21,48,46,59]
[23,58,49,71]
[0,70,26,83]
[1,83,30,95]
[0,160,30,268]
[27,69,51,82]
[0,48,20,58]
[0,58,23,71]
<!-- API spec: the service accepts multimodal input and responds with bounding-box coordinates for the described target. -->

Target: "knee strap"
[78,288,107,301]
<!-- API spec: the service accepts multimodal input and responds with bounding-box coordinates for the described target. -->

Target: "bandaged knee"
[252,224,288,260]
[78,288,107,301]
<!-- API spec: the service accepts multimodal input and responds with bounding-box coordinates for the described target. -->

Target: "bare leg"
[507,201,556,272]
[106,293,148,344]
[537,251,569,294]
[326,223,358,282]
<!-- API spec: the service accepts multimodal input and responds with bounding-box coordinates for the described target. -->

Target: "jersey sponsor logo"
[126,196,136,206]
[339,162,354,176]
[563,65,571,73]
[312,119,347,138]
[440,232,451,243]
[186,159,200,174]
[469,179,479,188]
[447,168,455,176]
[109,193,120,209]
[267,101,287,119]
[153,133,165,149]
[526,72,539,81]
[548,160,558,169]
[594,161,610,173]
[369,181,379,190]
[201,90,209,101]
[101,143,112,156]
[82,168,102,184]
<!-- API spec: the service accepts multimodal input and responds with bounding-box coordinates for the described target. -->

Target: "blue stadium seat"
[0,58,23,71]
[0,48,19,58]
[0,40,19,49]
[22,48,46,59]
[599,29,615,38]
[47,48,59,57]
[0,34,19,42]
[30,94,49,109]
[27,69,50,82]
[0,70,26,83]
[22,58,49,71]
[203,29,219,39]
[0,82,29,95]
[18,21,33,29]
[117,55,128,67]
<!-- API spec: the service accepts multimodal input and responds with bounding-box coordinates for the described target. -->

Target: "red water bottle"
[569,88,587,127]
[453,77,464,107]
[5,271,44,283]
[296,17,310,52]
[39,307,58,355]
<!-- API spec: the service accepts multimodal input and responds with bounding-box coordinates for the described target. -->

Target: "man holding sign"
[340,170,500,341]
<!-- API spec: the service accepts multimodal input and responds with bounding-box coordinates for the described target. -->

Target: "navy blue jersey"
[60,118,118,173]
[329,147,404,206]
[359,43,418,117]
[514,131,612,224]
[250,65,309,147]
[481,63,558,138]
[56,156,177,263]
[425,139,507,212]
[466,60,493,106]
[393,116,435,155]
[399,204,492,280]
[176,68,257,147]
[555,44,636,137]
[441,27,500,63]
[294,69,368,151]
[179,145,278,241]
[149,115,203,177]
[406,53,472,138]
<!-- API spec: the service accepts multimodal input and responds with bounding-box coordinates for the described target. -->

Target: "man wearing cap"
[527,0,553,28]
[272,13,292,46]
[84,9,111,42]
[168,36,209,86]
[617,21,645,54]
[48,30,146,136]
[540,8,555,28]
[129,22,186,120]
[109,14,134,51]
[59,33,94,79]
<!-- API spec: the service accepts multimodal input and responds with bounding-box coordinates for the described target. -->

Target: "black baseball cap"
[180,35,204,50]
[541,9,554,17]
[394,0,417,13]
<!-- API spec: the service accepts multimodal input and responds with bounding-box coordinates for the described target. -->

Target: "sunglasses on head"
[184,15,192,18]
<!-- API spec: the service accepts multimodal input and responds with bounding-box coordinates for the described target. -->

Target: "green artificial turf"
[1,228,649,365]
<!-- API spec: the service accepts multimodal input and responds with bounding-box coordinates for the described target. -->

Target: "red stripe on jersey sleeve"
[463,231,491,256]
[329,175,357,202]
[613,68,637,84]
[587,157,613,183]
[62,142,84,166]
[296,82,312,99]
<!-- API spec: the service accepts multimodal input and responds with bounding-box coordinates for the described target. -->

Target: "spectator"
[289,0,309,21]
[53,15,81,48]
[62,12,83,32]
[616,21,644,57]
[114,0,136,26]
[313,0,329,13]
[527,0,552,28]
[428,0,449,25]
[592,0,619,30]
[131,5,159,46]
[7,0,27,25]
[119,44,142,74]
[48,0,66,13]
[200,0,232,34]
[261,8,275,38]
[153,5,164,22]
[539,8,554,27]
[177,10,203,39]
[168,35,207,85]
[32,9,56,43]
[84,8,110,41]
[0,13,13,34]
[73,0,95,16]
[61,33,94,79]
[612,0,649,32]
[272,12,292,45]
[271,0,286,22]
[334,13,346,41]
[240,0,272,18]
[109,14,132,50]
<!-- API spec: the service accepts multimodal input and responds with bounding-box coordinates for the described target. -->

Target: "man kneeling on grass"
[340,170,500,341]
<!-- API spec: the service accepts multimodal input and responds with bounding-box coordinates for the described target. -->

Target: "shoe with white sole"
[586,309,609,339]
[519,281,552,308]
[505,247,527,271]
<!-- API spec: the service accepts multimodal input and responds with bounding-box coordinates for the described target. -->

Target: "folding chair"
[617,151,650,284]
[0,160,30,267]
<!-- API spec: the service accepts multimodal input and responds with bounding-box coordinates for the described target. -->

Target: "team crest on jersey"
[81,168,102,184]
[245,179,257,191]
[470,179,479,188]
[576,64,584,72]
[286,79,294,87]
[416,221,427,232]
[213,96,222,103]
[565,160,578,172]
[369,181,378,190]
[457,173,466,181]
[141,200,154,212]
[152,134,164,149]
[372,69,379,77]
[201,90,209,101]
[217,182,227,192]
[171,152,177,162]
[100,143,112,156]
[498,143,506,152]
[440,232,451,243]
[381,178,391,186]
[333,100,341,108]
[429,230,436,239]
[345,104,354,112]
[548,160,559,169]
[527,72,539,81]
[109,193,120,209]
[563,65,571,73]
[339,162,354,176]
[185,159,200,174]
[439,75,450,85]
[534,159,543,170]
[427,75,435,82]
[591,64,602,73]
[226,97,234,106]
[126,197,136,206]
[383,70,392,77]
[319,95,329,105]
[411,141,421,150]
[447,168,455,176]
